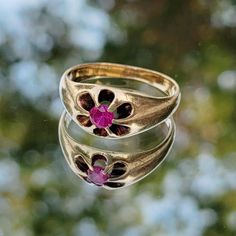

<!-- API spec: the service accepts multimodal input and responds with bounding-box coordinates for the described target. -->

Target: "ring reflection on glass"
[59,62,180,139]
[58,112,176,190]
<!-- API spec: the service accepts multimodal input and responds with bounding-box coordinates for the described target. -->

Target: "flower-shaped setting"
[74,154,127,188]
[76,89,132,137]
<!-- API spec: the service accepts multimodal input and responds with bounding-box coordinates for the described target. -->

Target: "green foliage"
[0,0,236,235]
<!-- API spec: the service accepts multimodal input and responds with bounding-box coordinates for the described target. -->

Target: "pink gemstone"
[89,105,114,128]
[87,166,109,186]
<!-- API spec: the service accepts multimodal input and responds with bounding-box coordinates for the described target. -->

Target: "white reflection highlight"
[218,70,236,90]
[227,211,236,230]
[137,194,215,236]
[30,168,53,187]
[212,1,236,27]
[74,218,100,236]
[0,159,22,193]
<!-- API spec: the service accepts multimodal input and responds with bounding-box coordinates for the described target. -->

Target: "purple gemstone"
[87,166,109,186]
[89,104,114,128]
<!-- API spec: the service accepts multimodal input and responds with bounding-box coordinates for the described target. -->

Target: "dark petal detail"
[76,115,92,127]
[74,156,89,173]
[92,154,107,167]
[78,93,95,111]
[93,128,108,137]
[110,162,127,178]
[115,103,132,119]
[98,89,114,105]
[109,124,130,136]
[104,182,125,188]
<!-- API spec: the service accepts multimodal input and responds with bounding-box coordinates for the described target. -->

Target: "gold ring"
[59,62,180,138]
[58,111,176,189]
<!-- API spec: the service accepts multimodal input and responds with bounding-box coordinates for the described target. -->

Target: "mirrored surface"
[0,0,236,235]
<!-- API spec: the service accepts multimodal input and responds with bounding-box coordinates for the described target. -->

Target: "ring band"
[59,62,180,138]
[58,111,176,189]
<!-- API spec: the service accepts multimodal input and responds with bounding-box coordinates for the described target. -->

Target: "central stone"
[87,166,109,186]
[89,104,114,128]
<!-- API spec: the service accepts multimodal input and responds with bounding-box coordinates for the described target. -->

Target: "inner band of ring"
[65,62,180,97]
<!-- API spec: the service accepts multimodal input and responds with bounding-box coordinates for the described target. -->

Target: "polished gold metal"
[60,62,180,138]
[58,112,176,190]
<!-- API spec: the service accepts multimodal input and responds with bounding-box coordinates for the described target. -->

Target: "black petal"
[109,124,130,136]
[93,128,108,137]
[98,89,114,105]
[104,182,125,188]
[92,154,107,167]
[77,115,92,127]
[115,103,132,119]
[78,93,95,111]
[75,156,89,173]
[110,162,127,178]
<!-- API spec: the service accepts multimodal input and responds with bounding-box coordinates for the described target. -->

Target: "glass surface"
[0,0,236,235]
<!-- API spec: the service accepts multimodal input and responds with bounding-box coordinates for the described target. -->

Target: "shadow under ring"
[58,111,176,190]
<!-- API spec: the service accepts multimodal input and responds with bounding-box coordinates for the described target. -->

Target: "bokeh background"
[0,0,236,235]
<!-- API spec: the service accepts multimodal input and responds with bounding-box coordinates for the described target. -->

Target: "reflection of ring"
[60,62,180,138]
[58,112,176,189]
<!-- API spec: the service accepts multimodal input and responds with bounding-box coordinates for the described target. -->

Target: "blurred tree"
[0,0,236,235]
